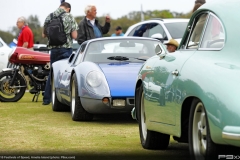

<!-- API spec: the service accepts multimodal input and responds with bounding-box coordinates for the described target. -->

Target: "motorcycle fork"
[9,68,20,86]
[7,68,27,89]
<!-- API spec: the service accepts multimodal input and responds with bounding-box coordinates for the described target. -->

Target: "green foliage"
[0,30,14,44]
[27,15,47,44]
[75,16,85,24]
[144,10,174,20]
[1,9,192,45]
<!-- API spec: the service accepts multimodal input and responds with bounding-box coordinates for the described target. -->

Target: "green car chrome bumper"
[222,126,240,140]
[131,107,136,120]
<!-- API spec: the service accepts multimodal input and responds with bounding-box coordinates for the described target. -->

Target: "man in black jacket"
[77,5,111,45]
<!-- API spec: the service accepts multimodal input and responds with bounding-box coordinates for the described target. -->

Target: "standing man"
[164,39,179,53]
[77,5,111,45]
[16,16,34,50]
[111,26,124,37]
[42,2,78,105]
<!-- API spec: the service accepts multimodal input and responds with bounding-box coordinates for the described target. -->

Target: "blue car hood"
[99,63,142,97]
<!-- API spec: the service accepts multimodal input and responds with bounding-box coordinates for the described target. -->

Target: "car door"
[59,43,86,102]
[179,12,227,118]
[147,13,210,125]
[128,22,167,41]
[129,23,150,37]
[146,51,195,125]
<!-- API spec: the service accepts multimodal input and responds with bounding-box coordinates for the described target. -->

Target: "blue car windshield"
[83,39,160,63]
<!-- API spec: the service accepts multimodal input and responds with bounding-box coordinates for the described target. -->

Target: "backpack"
[46,12,67,46]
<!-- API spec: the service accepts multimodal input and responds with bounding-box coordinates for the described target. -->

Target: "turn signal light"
[102,97,110,105]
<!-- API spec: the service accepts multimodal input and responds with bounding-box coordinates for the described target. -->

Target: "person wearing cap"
[111,26,124,37]
[164,39,179,53]
[42,2,79,105]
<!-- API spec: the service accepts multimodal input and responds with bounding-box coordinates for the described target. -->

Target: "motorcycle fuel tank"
[9,47,50,65]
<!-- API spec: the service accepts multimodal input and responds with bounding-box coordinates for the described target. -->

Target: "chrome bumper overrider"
[222,126,240,140]
[222,132,240,140]
[131,107,136,120]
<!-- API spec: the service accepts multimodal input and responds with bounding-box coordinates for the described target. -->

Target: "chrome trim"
[184,11,210,50]
[2,68,14,72]
[222,132,240,140]
[131,107,136,120]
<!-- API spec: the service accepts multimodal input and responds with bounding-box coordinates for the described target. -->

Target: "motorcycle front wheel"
[0,71,26,102]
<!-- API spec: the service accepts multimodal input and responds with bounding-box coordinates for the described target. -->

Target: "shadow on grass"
[92,113,137,124]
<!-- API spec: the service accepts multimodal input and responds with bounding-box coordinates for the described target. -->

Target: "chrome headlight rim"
[86,71,103,88]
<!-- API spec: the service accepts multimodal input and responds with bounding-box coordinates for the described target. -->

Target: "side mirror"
[151,33,163,39]
[155,44,167,59]
[155,44,162,55]
[151,33,164,42]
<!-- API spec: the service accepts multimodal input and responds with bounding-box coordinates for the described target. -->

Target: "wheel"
[70,73,93,121]
[0,71,26,102]
[137,84,170,150]
[51,74,69,111]
[189,98,218,160]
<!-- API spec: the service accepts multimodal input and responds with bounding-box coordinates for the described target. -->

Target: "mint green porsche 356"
[132,0,240,159]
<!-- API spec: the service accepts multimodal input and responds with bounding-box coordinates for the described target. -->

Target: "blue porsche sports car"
[51,37,161,121]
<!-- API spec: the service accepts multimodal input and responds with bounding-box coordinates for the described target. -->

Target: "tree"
[144,10,174,20]
[27,15,47,44]
[0,30,14,44]
[1,9,192,45]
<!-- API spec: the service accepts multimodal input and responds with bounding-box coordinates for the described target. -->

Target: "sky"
[1,0,199,32]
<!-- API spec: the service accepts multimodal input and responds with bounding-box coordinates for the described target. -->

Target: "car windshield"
[83,39,160,63]
[164,22,188,39]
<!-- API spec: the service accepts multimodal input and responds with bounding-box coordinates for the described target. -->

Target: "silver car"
[0,37,13,71]
[125,18,189,44]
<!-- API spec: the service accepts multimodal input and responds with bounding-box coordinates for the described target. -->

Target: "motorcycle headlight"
[86,71,102,88]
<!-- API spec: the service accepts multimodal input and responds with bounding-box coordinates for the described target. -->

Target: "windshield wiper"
[107,56,147,61]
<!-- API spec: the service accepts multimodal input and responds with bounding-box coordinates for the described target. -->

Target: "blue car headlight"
[86,71,102,87]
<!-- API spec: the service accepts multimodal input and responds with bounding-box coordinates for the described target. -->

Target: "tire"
[70,73,93,121]
[0,71,26,102]
[189,98,218,160]
[137,84,170,150]
[51,74,69,111]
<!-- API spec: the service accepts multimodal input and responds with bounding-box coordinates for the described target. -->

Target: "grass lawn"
[0,92,189,160]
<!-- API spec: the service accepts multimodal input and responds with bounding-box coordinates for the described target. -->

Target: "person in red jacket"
[16,16,34,50]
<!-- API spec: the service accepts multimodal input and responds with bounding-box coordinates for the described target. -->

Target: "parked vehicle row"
[1,0,239,159]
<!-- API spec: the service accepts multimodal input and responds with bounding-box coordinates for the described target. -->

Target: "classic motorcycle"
[0,47,50,102]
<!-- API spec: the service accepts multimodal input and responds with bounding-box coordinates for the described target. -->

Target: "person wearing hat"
[111,26,124,36]
[164,39,179,53]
